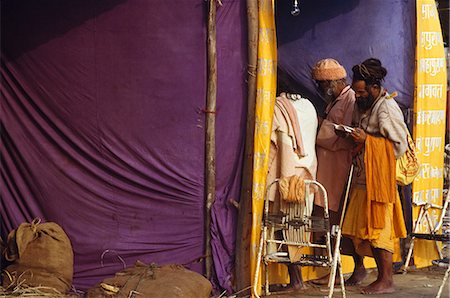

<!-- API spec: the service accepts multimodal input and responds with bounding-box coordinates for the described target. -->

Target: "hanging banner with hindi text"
[412,0,447,267]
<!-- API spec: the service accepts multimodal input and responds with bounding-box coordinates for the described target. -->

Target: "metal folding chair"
[402,191,450,273]
[402,190,450,298]
[253,177,346,298]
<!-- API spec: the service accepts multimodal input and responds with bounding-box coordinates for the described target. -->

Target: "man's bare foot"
[269,283,308,292]
[360,279,395,295]
[287,282,309,291]
[310,274,341,285]
[345,267,367,286]
[290,282,308,290]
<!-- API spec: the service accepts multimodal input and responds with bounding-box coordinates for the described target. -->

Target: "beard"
[356,93,375,112]
[320,87,334,103]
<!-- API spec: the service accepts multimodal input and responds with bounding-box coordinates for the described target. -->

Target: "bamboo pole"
[235,0,258,293]
[205,0,217,280]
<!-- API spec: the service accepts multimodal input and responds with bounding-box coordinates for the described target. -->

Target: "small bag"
[396,131,420,186]
[2,218,74,294]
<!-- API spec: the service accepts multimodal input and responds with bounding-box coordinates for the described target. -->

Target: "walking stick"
[339,164,354,228]
[328,164,354,297]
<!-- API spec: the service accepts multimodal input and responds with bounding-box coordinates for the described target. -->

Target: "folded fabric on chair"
[278,175,305,203]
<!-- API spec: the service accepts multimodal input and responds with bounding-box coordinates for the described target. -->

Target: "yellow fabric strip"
[250,0,279,294]
[413,0,447,268]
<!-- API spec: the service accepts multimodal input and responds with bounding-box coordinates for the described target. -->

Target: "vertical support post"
[205,0,217,280]
[235,0,258,292]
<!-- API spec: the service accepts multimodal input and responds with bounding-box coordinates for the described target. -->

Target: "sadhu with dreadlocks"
[341,58,409,294]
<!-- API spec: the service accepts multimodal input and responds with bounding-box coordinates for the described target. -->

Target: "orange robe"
[342,135,406,255]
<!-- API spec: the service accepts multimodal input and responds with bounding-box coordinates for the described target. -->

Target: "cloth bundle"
[278,175,306,203]
[87,261,212,298]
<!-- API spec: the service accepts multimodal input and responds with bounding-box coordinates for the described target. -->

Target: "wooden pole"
[235,0,258,293]
[205,0,217,280]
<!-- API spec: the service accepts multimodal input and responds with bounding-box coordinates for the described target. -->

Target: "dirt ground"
[255,266,449,298]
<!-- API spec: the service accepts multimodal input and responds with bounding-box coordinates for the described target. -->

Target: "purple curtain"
[213,0,248,292]
[1,0,247,293]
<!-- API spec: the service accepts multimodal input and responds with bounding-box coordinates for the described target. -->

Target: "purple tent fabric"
[276,0,415,112]
[1,0,247,293]
[213,0,248,292]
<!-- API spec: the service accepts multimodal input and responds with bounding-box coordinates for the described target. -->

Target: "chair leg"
[402,207,426,273]
[436,265,450,298]
[253,229,265,298]
[328,228,342,298]
[402,236,416,273]
[265,260,269,296]
[424,212,444,260]
[328,258,337,297]
[338,253,346,298]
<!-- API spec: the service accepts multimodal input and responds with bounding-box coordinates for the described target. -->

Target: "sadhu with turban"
[309,58,360,286]
[342,58,408,294]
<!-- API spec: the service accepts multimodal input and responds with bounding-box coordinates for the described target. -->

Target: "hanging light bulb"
[291,0,300,16]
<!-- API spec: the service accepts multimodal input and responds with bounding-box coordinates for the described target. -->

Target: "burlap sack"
[2,218,74,294]
[87,261,212,298]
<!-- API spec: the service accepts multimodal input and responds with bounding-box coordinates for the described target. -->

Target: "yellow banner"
[413,0,447,267]
[250,0,279,293]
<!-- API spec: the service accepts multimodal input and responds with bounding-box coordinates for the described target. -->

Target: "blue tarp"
[276,0,415,113]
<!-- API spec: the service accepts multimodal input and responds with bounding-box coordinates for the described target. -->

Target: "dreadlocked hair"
[351,58,387,86]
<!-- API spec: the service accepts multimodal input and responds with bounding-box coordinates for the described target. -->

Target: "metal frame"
[253,178,346,298]
[401,190,450,298]
[435,261,450,298]
[402,191,450,273]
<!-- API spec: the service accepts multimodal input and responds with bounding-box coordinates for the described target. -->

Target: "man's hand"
[335,129,349,138]
[351,128,367,143]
